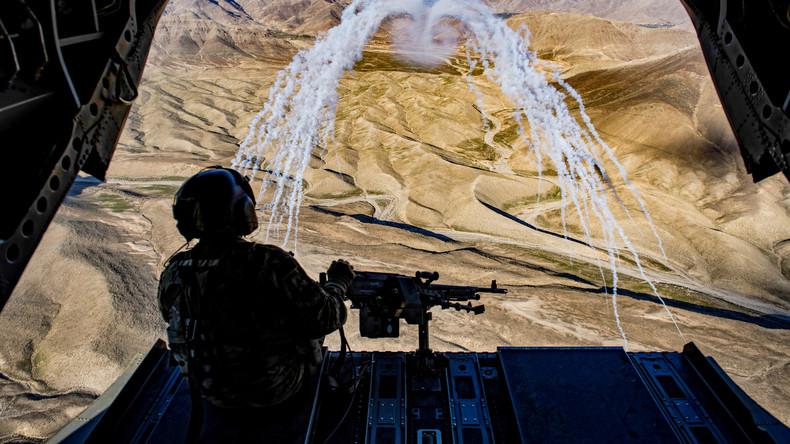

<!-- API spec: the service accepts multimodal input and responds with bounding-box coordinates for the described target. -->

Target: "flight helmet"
[173,167,258,240]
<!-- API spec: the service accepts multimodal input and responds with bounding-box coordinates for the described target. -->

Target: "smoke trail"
[233,0,682,347]
[390,8,461,68]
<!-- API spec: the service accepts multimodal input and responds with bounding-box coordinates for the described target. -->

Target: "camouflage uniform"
[158,238,347,408]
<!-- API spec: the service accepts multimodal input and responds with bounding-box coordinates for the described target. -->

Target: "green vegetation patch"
[526,247,743,311]
[532,248,653,292]
[537,166,559,176]
[111,175,186,182]
[619,254,673,273]
[354,51,457,75]
[628,281,747,312]
[536,208,582,233]
[32,351,45,369]
[450,56,486,76]
[161,176,188,182]
[269,30,314,41]
[308,188,363,200]
[513,166,559,178]
[503,186,563,210]
[97,193,134,213]
[141,184,180,197]
[458,137,498,161]
[493,123,520,147]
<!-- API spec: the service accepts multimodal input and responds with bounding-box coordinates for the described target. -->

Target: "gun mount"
[321,271,506,357]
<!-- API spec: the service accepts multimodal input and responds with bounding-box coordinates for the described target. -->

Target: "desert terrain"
[1,0,789,441]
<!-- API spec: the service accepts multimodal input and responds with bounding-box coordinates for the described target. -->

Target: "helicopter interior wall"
[679,0,790,182]
[0,0,168,307]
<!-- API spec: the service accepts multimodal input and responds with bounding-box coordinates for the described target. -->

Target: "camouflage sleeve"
[156,258,190,372]
[157,262,182,322]
[271,251,347,339]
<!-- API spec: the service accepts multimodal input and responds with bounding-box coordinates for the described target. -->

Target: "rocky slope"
[488,0,692,27]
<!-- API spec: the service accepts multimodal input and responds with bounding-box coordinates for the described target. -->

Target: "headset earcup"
[226,168,258,236]
[235,196,258,235]
[173,197,199,240]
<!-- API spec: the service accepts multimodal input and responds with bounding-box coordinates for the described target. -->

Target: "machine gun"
[322,270,506,356]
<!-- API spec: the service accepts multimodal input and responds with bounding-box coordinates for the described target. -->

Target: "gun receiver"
[324,270,506,355]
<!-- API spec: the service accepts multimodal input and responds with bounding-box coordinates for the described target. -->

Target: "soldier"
[157,167,354,443]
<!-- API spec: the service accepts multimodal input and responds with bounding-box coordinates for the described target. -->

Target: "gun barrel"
[345,271,507,307]
[429,284,507,299]
[341,269,503,340]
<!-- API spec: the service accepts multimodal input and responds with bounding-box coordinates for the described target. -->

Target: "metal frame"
[446,354,494,444]
[681,0,790,181]
[631,353,727,443]
[365,354,407,444]
[0,0,168,310]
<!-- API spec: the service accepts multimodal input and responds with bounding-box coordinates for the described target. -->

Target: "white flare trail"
[232,0,683,348]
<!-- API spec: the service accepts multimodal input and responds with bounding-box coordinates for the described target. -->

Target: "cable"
[111,50,140,104]
[163,240,191,266]
[321,329,368,444]
[22,2,49,80]
[322,364,368,444]
[0,17,20,87]
[329,325,349,377]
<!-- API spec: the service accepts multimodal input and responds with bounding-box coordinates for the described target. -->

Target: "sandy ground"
[1,4,790,442]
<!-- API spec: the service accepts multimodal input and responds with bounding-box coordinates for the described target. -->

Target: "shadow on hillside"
[311,204,789,330]
[311,205,456,243]
[603,287,790,330]
[478,200,590,247]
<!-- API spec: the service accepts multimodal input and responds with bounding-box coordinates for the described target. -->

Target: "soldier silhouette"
[158,166,354,443]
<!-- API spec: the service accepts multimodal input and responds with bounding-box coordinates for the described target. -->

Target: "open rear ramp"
[49,341,790,443]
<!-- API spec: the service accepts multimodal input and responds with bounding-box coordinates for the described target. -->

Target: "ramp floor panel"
[498,347,677,443]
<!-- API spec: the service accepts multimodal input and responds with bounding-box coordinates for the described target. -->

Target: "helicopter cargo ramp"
[48,340,789,444]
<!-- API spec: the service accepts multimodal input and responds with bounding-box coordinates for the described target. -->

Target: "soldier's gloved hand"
[325,259,355,297]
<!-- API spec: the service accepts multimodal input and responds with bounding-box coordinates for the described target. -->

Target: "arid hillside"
[162,0,692,29]
[488,0,692,27]
[1,1,789,442]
